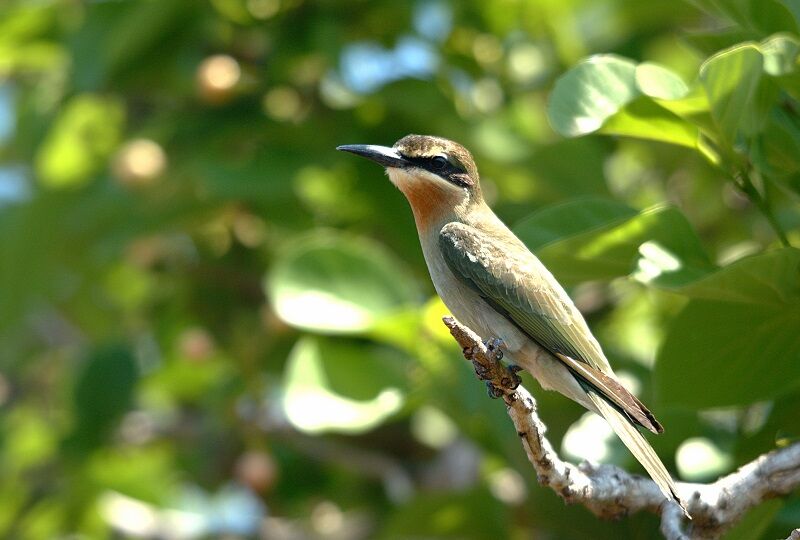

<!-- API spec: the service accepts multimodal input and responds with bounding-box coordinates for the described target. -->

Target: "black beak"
[336,144,408,168]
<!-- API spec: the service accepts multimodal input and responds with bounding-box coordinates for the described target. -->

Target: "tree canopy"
[0,0,798,538]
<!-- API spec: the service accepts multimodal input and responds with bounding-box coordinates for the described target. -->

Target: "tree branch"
[443,316,800,540]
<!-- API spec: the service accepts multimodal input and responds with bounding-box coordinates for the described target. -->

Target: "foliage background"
[1,0,799,538]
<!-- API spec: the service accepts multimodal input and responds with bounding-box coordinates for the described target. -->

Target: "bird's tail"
[587,391,690,519]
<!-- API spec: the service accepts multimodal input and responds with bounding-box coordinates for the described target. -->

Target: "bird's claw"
[464,337,521,399]
[483,337,504,361]
[486,380,505,399]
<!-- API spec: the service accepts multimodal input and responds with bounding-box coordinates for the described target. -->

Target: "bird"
[337,134,687,516]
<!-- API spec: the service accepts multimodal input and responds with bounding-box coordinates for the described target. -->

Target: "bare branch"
[443,316,800,540]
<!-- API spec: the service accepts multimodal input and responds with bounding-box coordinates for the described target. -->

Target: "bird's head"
[337,135,482,227]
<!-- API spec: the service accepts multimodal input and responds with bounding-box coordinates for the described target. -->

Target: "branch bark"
[443,316,800,540]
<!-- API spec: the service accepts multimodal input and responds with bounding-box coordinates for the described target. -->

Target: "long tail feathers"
[587,391,690,519]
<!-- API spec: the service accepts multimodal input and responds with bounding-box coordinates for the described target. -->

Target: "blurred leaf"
[686,0,800,36]
[0,4,65,76]
[760,33,800,76]
[0,184,200,331]
[2,407,58,472]
[515,203,714,286]
[526,137,611,200]
[656,248,800,407]
[149,356,233,403]
[548,55,639,137]
[514,197,637,250]
[635,62,691,99]
[548,55,697,147]
[601,97,699,147]
[88,447,177,504]
[753,107,800,183]
[267,232,419,333]
[682,27,755,57]
[699,43,771,143]
[675,247,800,303]
[66,344,138,453]
[722,499,784,540]
[34,94,125,188]
[281,336,406,434]
[379,488,509,539]
[69,0,192,89]
[735,391,800,462]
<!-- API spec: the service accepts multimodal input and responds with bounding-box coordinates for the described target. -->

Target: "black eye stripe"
[399,153,471,187]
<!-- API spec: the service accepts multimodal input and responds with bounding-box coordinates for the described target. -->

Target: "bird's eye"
[431,155,448,170]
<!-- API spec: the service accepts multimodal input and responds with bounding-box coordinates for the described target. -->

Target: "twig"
[735,168,792,247]
[443,316,800,540]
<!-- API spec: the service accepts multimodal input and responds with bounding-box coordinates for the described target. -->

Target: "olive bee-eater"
[338,135,686,515]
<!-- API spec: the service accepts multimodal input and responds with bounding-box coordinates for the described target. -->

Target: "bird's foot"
[484,337,504,360]
[464,337,522,399]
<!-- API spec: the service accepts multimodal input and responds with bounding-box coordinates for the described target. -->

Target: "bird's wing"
[438,222,662,433]
[439,222,687,514]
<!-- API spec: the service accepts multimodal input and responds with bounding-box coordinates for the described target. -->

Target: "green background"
[1,0,799,538]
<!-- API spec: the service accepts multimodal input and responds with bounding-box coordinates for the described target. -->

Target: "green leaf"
[515,203,714,286]
[686,0,800,36]
[514,197,637,250]
[267,232,419,333]
[761,33,800,99]
[752,107,800,181]
[699,42,779,143]
[723,499,784,540]
[548,55,639,137]
[656,248,800,407]
[69,0,191,88]
[635,62,690,99]
[34,94,125,188]
[379,489,509,540]
[676,247,800,303]
[760,33,800,76]
[280,337,406,434]
[66,345,138,454]
[548,55,698,147]
[526,137,612,200]
[600,97,699,147]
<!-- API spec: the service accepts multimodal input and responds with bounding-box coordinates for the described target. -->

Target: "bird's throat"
[387,168,465,231]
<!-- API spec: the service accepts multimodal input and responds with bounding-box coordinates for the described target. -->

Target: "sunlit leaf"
[656,248,800,407]
[760,33,800,76]
[600,97,698,147]
[548,55,698,147]
[548,55,638,137]
[699,43,769,142]
[515,202,714,286]
[267,232,419,333]
[281,337,406,434]
[635,62,690,99]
